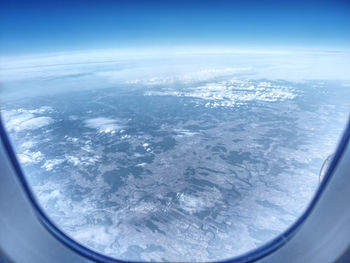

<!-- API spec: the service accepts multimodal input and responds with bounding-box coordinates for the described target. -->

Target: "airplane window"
[0,1,349,262]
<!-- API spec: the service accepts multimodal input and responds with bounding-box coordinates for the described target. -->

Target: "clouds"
[1,47,349,103]
[1,107,54,132]
[1,107,56,169]
[145,80,296,108]
[84,117,123,134]
[18,150,43,164]
[1,48,349,88]
[41,159,65,171]
[124,67,253,86]
[178,189,222,214]
[17,116,54,131]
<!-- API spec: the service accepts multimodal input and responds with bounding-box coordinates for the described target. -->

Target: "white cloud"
[177,189,222,214]
[1,48,349,88]
[1,108,54,132]
[174,129,198,137]
[136,162,147,167]
[145,80,296,108]
[17,116,54,131]
[65,154,100,167]
[178,193,207,214]
[84,117,123,133]
[17,150,43,164]
[124,67,252,86]
[41,159,65,171]
[72,225,116,250]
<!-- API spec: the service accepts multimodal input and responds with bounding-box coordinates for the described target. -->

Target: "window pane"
[1,1,349,262]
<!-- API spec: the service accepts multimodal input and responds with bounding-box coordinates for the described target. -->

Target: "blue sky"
[0,0,349,54]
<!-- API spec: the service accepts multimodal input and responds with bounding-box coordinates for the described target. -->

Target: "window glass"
[1,1,349,262]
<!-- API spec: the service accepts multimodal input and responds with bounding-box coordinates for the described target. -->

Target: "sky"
[0,0,349,55]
